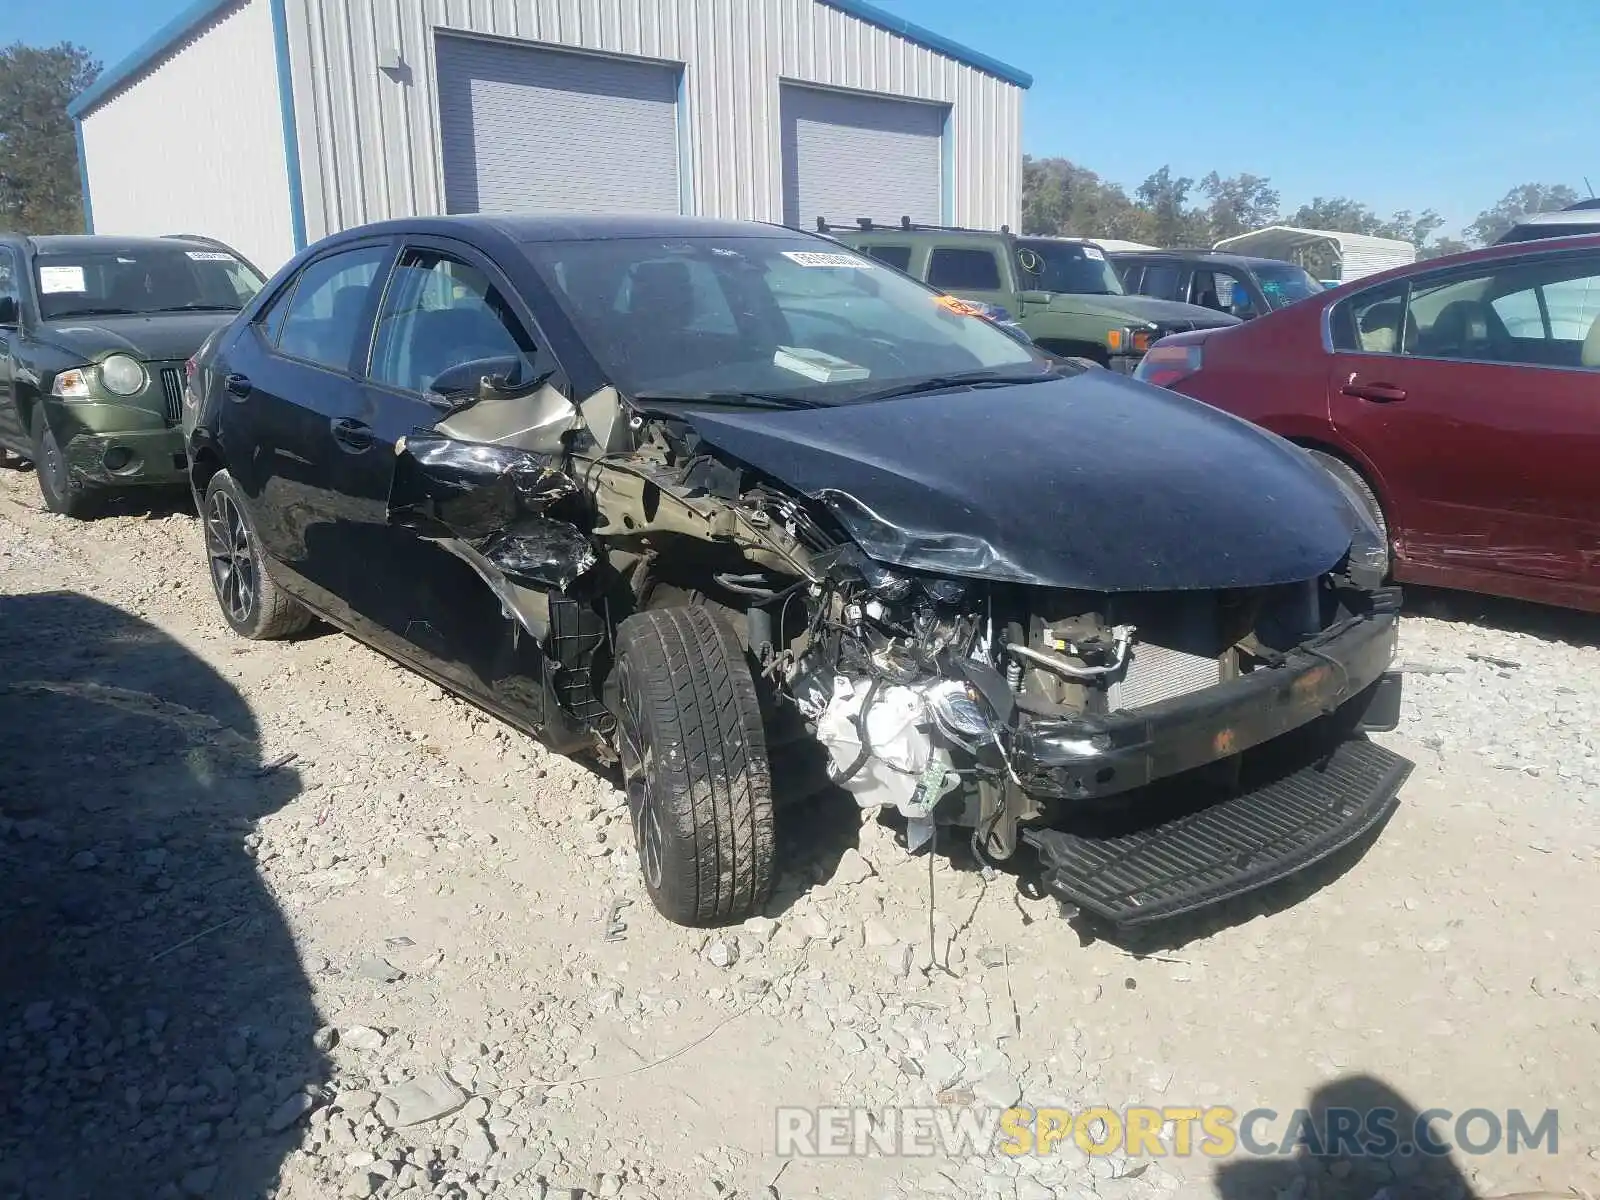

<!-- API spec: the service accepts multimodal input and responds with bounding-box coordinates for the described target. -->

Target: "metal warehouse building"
[69,0,1030,272]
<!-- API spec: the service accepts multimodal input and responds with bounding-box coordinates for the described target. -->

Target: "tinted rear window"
[927,247,1003,291]
[863,245,913,272]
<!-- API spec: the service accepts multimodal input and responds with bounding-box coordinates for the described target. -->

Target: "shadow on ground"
[1404,584,1600,650]
[0,591,323,1200]
[1212,1074,1527,1199]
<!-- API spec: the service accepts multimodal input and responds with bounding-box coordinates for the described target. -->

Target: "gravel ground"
[1,467,1597,1200]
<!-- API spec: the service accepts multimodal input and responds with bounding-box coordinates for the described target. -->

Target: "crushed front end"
[785,556,1409,928]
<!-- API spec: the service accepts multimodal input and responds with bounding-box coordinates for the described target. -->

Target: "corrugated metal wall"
[282,0,1022,243]
[77,0,296,272]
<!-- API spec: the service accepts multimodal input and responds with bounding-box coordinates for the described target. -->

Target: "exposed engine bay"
[385,368,1405,879]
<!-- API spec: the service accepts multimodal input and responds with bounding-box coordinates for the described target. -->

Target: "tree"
[1375,209,1446,251]
[1135,166,1208,246]
[1020,156,1150,241]
[0,42,100,235]
[1199,172,1280,243]
[1465,183,1582,247]
[1418,237,1473,261]
[1286,196,1387,236]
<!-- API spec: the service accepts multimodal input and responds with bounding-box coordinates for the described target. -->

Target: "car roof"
[1286,232,1600,304]
[324,213,803,246]
[28,233,240,255]
[1505,209,1600,231]
[1108,249,1295,269]
[835,225,1009,242]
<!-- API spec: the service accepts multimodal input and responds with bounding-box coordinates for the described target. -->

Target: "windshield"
[34,246,265,320]
[524,235,1045,404]
[1014,239,1125,296]
[1252,262,1323,308]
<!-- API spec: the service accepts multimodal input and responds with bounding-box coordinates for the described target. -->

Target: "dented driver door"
[342,240,572,714]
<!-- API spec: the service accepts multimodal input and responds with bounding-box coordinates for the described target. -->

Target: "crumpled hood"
[1059,293,1240,329]
[672,371,1358,592]
[37,312,237,363]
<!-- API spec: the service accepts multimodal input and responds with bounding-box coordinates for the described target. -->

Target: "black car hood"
[37,312,237,362]
[670,371,1358,592]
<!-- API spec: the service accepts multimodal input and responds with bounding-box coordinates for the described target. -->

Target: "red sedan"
[1136,234,1600,613]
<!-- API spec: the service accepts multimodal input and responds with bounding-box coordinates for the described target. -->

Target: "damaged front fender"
[387,432,599,637]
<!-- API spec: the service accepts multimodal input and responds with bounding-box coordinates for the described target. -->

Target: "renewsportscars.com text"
[775,1105,1559,1159]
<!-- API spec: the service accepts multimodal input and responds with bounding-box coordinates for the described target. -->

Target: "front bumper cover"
[1011,610,1401,801]
[62,427,187,486]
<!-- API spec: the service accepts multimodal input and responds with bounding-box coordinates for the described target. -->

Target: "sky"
[6,0,1593,236]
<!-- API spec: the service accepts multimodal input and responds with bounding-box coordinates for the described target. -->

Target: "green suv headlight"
[99,354,148,396]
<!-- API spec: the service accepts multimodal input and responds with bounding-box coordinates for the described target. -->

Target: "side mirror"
[1019,290,1053,305]
[0,295,18,327]
[425,355,526,405]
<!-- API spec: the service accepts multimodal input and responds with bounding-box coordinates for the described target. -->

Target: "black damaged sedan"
[185,214,1409,929]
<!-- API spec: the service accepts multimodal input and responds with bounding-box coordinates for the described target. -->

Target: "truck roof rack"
[814,216,1012,236]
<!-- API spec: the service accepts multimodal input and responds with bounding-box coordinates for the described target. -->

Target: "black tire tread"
[614,605,774,926]
[29,408,100,519]
[1307,449,1391,573]
[205,471,313,641]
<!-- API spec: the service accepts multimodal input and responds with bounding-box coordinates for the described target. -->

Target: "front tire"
[30,408,101,519]
[610,606,775,927]
[1307,449,1391,577]
[202,470,312,640]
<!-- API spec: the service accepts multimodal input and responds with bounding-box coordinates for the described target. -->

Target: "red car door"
[1325,253,1600,601]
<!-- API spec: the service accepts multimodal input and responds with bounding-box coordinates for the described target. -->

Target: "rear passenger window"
[927,247,1002,291]
[864,245,913,272]
[1331,283,1407,355]
[275,245,390,371]
[255,282,298,347]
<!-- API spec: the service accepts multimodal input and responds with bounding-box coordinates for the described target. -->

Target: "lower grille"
[159,367,183,425]
[1025,737,1411,926]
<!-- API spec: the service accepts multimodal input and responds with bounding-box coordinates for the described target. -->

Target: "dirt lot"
[2,467,1598,1200]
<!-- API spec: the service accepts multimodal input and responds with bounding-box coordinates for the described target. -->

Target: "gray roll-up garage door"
[435,35,681,215]
[781,84,946,230]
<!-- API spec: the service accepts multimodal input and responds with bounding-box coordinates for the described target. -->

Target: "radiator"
[1105,641,1224,712]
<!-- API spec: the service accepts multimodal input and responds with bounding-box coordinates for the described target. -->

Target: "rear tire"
[1307,449,1390,576]
[30,408,101,519]
[202,469,312,640]
[609,606,775,927]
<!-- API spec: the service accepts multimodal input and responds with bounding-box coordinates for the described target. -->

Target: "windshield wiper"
[632,391,822,411]
[47,307,141,318]
[848,368,1060,404]
[158,303,241,312]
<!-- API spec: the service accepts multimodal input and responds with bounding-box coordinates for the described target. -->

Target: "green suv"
[830,222,1240,371]
[0,234,265,517]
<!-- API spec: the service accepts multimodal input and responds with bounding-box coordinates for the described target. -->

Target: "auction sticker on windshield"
[185,251,234,261]
[38,265,87,294]
[1082,245,1106,261]
[782,251,875,269]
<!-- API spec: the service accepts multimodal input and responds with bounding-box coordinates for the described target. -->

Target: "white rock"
[922,1046,964,1092]
[974,1069,1021,1108]
[863,918,897,948]
[458,1121,495,1163]
[742,916,778,945]
[376,1073,467,1127]
[830,848,875,887]
[342,1025,386,1052]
